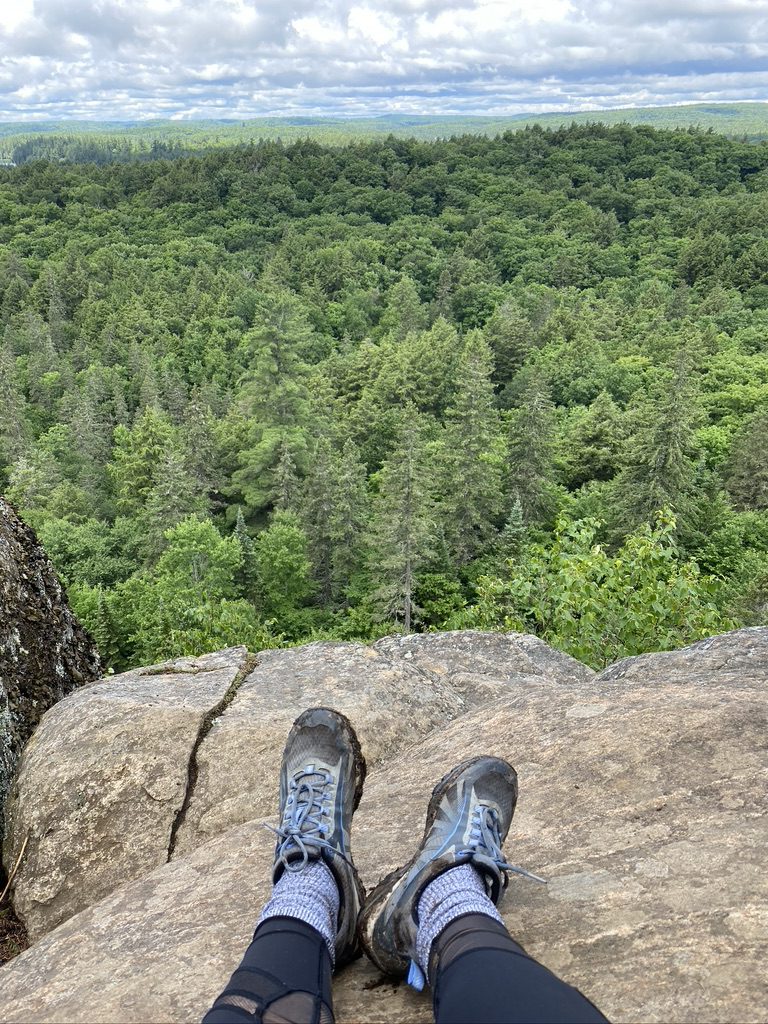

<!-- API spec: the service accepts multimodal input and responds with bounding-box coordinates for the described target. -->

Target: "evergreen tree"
[44,269,68,351]
[274,435,301,512]
[0,341,30,476]
[498,495,526,558]
[91,586,121,670]
[302,436,369,606]
[183,398,224,508]
[24,314,60,419]
[330,439,369,604]
[141,446,208,560]
[233,507,259,597]
[68,382,113,509]
[564,390,624,489]
[726,411,768,511]
[108,407,177,516]
[442,332,504,565]
[239,290,312,426]
[302,436,336,603]
[614,353,700,532]
[377,276,427,342]
[506,368,558,525]
[483,301,533,390]
[232,291,313,517]
[368,405,435,632]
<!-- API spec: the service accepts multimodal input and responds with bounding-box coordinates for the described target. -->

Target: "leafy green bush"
[447,510,733,668]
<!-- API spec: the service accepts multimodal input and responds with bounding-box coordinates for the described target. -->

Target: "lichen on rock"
[0,498,101,848]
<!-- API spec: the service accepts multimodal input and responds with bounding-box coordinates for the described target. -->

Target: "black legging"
[202,913,606,1024]
[203,913,609,1024]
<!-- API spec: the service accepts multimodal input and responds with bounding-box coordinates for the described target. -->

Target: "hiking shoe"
[270,706,367,967]
[359,755,545,981]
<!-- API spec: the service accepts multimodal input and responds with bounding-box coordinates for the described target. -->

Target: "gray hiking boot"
[358,755,545,982]
[271,706,367,967]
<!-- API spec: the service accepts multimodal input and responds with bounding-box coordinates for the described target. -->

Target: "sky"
[0,0,767,122]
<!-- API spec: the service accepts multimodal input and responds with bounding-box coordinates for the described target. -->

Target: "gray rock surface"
[0,498,100,848]
[172,641,467,856]
[2,647,252,940]
[0,627,766,1024]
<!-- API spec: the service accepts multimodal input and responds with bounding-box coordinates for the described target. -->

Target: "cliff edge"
[0,627,766,1023]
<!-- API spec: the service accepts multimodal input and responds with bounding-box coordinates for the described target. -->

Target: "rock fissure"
[166,653,259,862]
[140,665,213,677]
[1,629,766,1024]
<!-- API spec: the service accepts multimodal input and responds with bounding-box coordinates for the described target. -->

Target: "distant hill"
[1,102,768,163]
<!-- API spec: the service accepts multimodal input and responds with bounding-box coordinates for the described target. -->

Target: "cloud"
[0,0,766,119]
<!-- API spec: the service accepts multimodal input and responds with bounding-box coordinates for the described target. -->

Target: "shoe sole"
[358,755,502,977]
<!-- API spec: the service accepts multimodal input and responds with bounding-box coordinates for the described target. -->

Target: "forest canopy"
[2,122,767,669]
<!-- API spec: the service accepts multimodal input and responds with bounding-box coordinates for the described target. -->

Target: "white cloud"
[0,0,766,119]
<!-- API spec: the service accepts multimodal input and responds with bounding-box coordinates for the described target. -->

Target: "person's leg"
[202,707,366,1024]
[359,757,610,1023]
[428,912,609,1024]
[203,916,333,1024]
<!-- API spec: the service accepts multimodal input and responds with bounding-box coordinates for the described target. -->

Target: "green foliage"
[254,510,315,632]
[368,405,436,632]
[726,411,768,510]
[2,122,767,670]
[449,511,733,668]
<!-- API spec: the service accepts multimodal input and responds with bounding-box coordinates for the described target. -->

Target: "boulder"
[171,641,468,857]
[0,498,100,847]
[2,647,252,939]
[0,628,766,1024]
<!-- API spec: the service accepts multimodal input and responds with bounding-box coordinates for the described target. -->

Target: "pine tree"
[330,439,369,604]
[302,436,369,606]
[232,291,313,517]
[565,390,624,489]
[44,268,68,351]
[302,436,336,603]
[498,495,526,558]
[614,353,700,531]
[442,332,504,565]
[239,290,312,427]
[232,426,307,518]
[506,368,557,525]
[233,506,259,597]
[142,446,208,560]
[68,378,114,509]
[0,341,30,476]
[183,399,224,508]
[483,301,533,389]
[274,435,301,513]
[108,407,177,517]
[378,276,427,342]
[726,411,768,511]
[24,314,60,416]
[369,405,435,632]
[91,587,121,671]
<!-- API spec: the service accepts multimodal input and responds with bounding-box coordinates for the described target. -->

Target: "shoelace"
[459,804,548,886]
[407,803,547,993]
[263,764,350,874]
[264,765,332,873]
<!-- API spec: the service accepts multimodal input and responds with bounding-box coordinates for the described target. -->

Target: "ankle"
[415,863,502,982]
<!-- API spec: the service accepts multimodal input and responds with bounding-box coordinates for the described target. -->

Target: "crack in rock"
[166,653,259,861]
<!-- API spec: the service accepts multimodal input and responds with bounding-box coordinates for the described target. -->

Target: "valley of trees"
[3,103,768,167]
[1,123,767,670]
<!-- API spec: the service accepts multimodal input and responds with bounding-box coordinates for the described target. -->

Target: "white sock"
[259,860,340,966]
[415,863,502,979]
